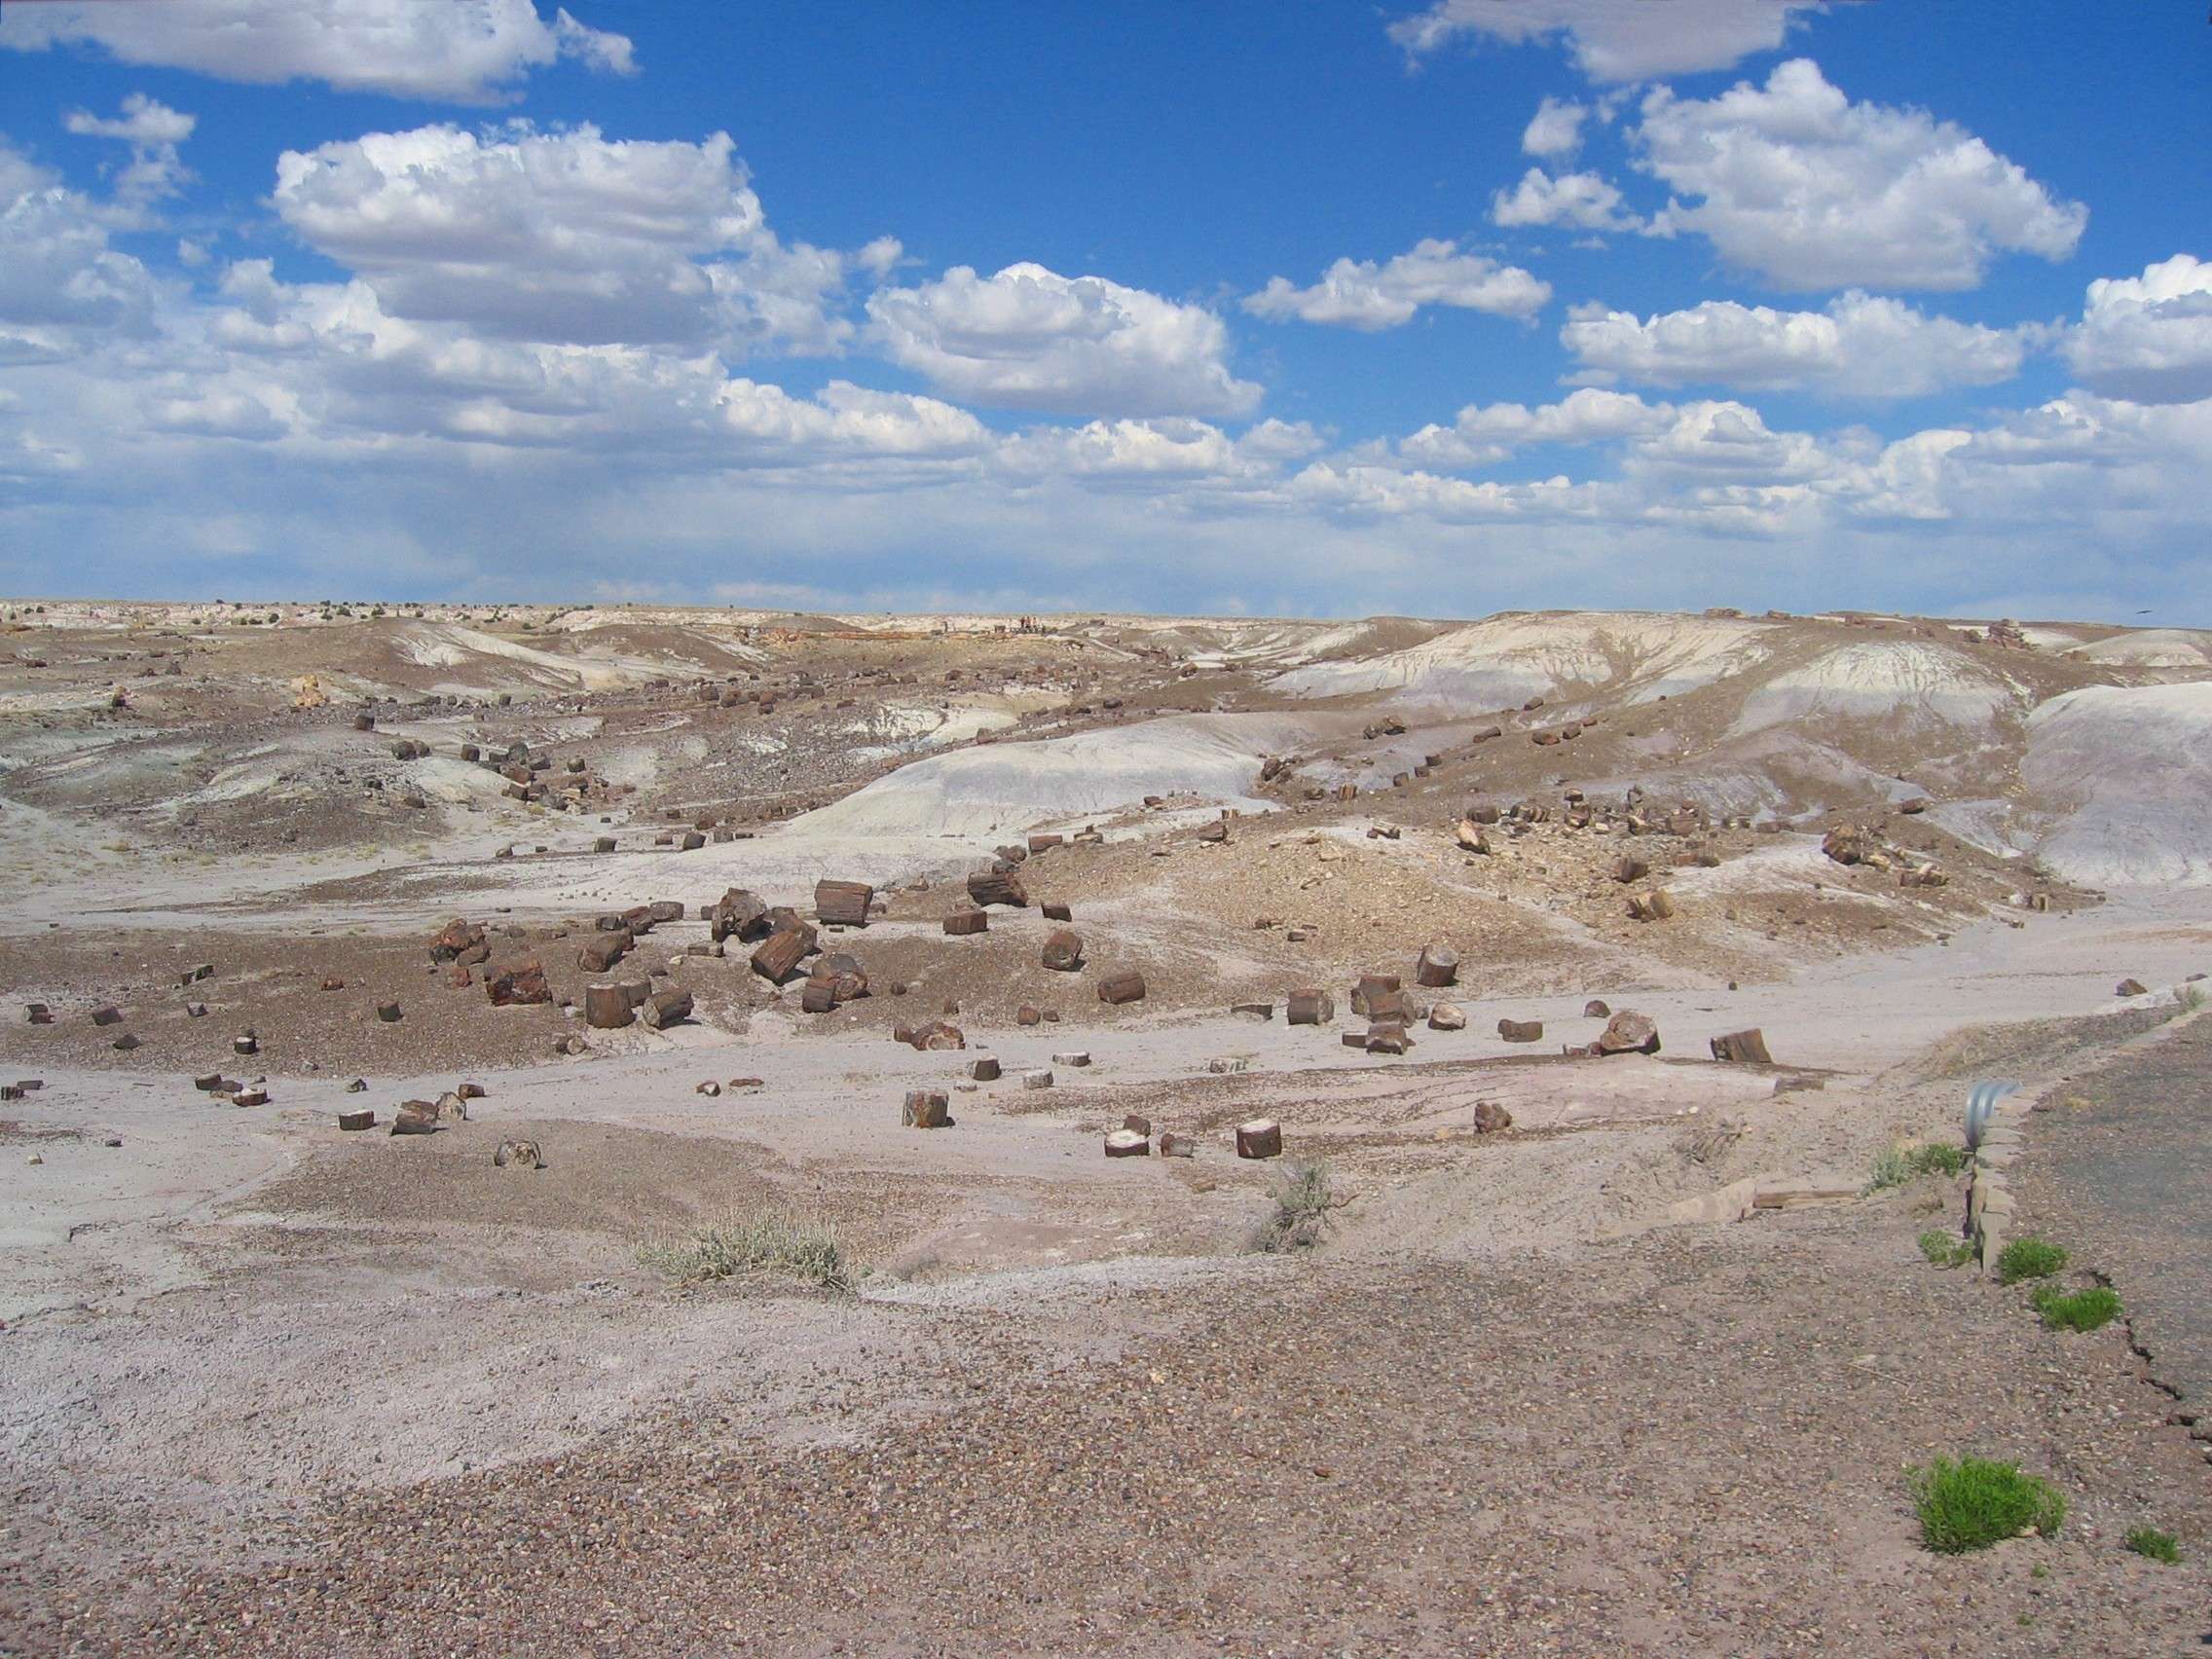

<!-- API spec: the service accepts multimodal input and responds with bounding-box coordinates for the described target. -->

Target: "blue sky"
[2,0,2207,619]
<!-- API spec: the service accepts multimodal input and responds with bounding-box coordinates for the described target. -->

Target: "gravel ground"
[10,1201,2208,1656]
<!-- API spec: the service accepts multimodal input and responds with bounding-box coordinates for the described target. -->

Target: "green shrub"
[1258,1161,1337,1253]
[1918,1228,1973,1268]
[2032,1283,2121,1333]
[1997,1237,2069,1283]
[638,1208,852,1292]
[2124,1526,2181,1564]
[1869,1142,1971,1192]
[1911,1456,2066,1553]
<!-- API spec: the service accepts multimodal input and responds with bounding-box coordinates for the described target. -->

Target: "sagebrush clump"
[1259,1161,1338,1253]
[638,1208,853,1292]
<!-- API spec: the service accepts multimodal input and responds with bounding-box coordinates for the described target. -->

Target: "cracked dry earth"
[15,1197,2212,1656]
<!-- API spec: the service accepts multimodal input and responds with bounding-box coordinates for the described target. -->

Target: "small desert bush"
[1911,1456,2066,1554]
[1258,1161,1337,1253]
[1918,1228,1973,1268]
[1997,1237,2069,1284]
[2124,1526,2181,1564]
[638,1208,852,1293]
[2032,1283,2121,1333]
[1868,1141,1971,1192]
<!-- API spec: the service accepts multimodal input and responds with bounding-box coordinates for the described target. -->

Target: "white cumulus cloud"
[2064,254,2212,405]
[1492,168,1639,232]
[1390,0,1833,82]
[0,0,635,103]
[0,141,164,361]
[1636,58,2086,290]
[1561,292,2039,396]
[1522,96,1588,158]
[273,124,860,355]
[867,262,1260,418]
[1242,240,1550,329]
[62,92,196,207]
[1398,387,1674,468]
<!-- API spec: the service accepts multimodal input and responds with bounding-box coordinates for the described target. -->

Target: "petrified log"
[1027,834,1064,854]
[1584,999,1610,1018]
[1472,1100,1513,1133]
[337,1109,376,1131]
[431,917,490,965]
[1497,1018,1543,1043]
[1197,822,1228,844]
[1350,974,1401,1017]
[1710,1028,1773,1065]
[969,1057,1001,1082]
[1041,902,1073,922]
[1159,1131,1196,1158]
[1428,1002,1466,1031]
[1104,1129,1150,1158]
[1626,889,1677,923]
[967,869,1029,908]
[1416,942,1457,988]
[390,1101,439,1135]
[750,926,814,983]
[1611,856,1649,884]
[1097,971,1146,1005]
[1287,988,1335,1025]
[814,879,873,927]
[1822,827,1870,866]
[1042,929,1086,972]
[1235,1119,1283,1160]
[641,988,693,1029]
[710,888,770,943]
[903,1090,949,1128]
[486,962,550,1006]
[910,1021,966,1051]
[577,934,630,973]
[376,1002,403,1023]
[943,909,989,936]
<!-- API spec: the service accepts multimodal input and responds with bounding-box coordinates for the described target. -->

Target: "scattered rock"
[1596,1011,1661,1055]
[494,1139,543,1169]
[1710,1028,1773,1064]
[390,1101,439,1135]
[641,988,693,1029]
[1427,1002,1465,1031]
[1097,970,1146,1005]
[1235,1119,1283,1160]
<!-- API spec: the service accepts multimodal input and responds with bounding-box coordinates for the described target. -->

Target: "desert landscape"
[3,599,2210,1653]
